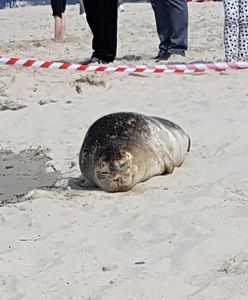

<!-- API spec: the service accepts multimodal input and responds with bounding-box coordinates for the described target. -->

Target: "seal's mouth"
[96,171,133,192]
[97,171,111,180]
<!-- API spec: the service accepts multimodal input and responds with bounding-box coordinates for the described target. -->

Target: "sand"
[1,3,248,300]
[0,149,59,206]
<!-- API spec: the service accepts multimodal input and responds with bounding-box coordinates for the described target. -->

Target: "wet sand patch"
[0,148,60,206]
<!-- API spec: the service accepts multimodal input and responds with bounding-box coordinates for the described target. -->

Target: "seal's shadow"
[67,176,100,191]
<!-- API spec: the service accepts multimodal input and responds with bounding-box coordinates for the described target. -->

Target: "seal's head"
[94,144,136,192]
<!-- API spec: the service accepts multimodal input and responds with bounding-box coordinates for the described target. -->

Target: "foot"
[155,51,185,62]
[166,52,187,64]
[52,37,64,43]
[119,4,124,12]
[82,57,110,64]
[154,52,171,62]
[54,16,65,43]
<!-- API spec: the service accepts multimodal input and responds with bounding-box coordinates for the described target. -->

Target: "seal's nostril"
[97,171,111,180]
[113,177,122,184]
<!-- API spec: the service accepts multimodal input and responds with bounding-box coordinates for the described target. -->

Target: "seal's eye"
[118,161,129,172]
[100,171,110,176]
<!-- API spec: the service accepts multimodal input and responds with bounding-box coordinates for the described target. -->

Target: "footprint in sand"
[218,251,248,275]
[72,75,106,95]
[0,81,8,97]
[0,99,27,111]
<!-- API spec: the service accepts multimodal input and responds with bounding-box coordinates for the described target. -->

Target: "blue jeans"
[151,0,188,55]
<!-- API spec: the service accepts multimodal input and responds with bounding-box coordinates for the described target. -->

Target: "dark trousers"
[150,0,188,54]
[84,0,118,62]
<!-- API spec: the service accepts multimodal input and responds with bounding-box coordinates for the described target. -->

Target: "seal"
[79,112,190,192]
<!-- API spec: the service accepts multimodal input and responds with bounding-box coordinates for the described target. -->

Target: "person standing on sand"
[51,0,66,42]
[80,0,124,17]
[223,0,248,61]
[150,0,188,61]
[83,0,118,64]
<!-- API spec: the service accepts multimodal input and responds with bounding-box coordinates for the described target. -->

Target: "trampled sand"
[1,3,248,300]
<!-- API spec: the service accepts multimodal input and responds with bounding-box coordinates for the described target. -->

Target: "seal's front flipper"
[164,153,174,174]
[187,135,191,152]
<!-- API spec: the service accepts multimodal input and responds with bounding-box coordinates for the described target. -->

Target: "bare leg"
[54,15,65,42]
[61,13,66,39]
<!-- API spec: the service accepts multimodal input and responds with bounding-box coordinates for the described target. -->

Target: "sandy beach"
[1,3,248,299]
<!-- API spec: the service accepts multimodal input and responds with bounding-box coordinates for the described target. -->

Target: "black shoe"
[176,51,186,57]
[82,57,109,64]
[154,51,171,61]
[155,53,171,62]
[155,51,186,62]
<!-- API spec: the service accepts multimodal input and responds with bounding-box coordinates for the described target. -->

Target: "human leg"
[51,0,66,42]
[150,0,171,56]
[167,0,188,55]
[53,13,66,42]
[61,13,65,39]
[84,0,118,62]
[238,0,248,61]
[223,0,239,61]
[79,0,85,15]
[54,16,63,42]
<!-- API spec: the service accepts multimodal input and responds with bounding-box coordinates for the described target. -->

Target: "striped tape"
[0,56,247,74]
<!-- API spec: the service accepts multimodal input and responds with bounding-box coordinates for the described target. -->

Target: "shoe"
[176,51,186,57]
[83,57,109,64]
[155,52,171,62]
[155,51,185,62]
[119,4,124,12]
[166,52,187,63]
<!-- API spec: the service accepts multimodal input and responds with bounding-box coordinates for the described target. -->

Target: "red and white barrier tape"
[0,56,247,74]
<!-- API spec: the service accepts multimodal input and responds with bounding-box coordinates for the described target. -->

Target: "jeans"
[150,0,188,54]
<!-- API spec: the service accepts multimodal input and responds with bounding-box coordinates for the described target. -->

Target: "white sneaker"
[119,4,124,12]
